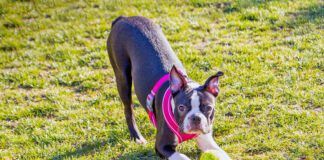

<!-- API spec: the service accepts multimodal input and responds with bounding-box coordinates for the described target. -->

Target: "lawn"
[0,0,323,159]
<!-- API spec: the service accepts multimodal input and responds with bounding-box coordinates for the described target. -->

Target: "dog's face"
[169,66,223,134]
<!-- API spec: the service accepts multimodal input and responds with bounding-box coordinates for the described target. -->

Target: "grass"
[0,0,323,159]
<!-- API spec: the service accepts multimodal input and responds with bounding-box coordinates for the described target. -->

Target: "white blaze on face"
[171,98,175,113]
[183,90,208,134]
[187,82,200,88]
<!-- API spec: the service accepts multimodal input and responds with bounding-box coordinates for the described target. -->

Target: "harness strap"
[146,74,197,143]
[146,74,169,127]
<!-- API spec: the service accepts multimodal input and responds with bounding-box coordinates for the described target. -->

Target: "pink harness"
[146,74,197,143]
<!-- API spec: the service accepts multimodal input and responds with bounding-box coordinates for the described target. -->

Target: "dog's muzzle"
[185,113,210,134]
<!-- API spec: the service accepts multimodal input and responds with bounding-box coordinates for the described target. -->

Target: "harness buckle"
[146,93,154,112]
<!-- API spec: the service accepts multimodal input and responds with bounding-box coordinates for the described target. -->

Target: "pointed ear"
[204,71,224,96]
[169,66,187,93]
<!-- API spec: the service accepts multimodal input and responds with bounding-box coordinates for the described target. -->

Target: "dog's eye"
[178,105,186,112]
[204,105,213,112]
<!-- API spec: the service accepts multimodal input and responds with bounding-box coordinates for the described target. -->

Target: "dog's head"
[169,66,223,134]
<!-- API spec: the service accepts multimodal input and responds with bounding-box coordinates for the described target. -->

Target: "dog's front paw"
[169,152,190,160]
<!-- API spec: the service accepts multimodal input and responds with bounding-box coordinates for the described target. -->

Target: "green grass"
[0,0,323,159]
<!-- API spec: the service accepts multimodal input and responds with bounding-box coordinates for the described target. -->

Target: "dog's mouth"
[182,123,210,134]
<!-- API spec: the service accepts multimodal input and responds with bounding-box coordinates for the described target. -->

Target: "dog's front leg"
[196,132,231,160]
[155,142,190,160]
[155,130,190,160]
[155,146,190,160]
[168,152,191,160]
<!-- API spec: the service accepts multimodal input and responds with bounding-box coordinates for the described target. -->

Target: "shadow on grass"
[115,148,199,160]
[221,0,276,13]
[51,140,108,160]
[113,149,159,160]
[50,139,158,160]
[286,4,323,28]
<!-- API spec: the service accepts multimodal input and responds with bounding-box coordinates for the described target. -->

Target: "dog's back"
[107,16,184,106]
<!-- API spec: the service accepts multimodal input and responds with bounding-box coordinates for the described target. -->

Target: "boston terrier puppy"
[107,16,230,160]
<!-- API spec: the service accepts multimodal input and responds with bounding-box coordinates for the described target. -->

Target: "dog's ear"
[204,71,224,97]
[170,66,187,93]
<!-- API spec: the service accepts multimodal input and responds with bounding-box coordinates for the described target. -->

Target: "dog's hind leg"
[107,26,146,144]
[109,53,147,144]
[116,65,147,144]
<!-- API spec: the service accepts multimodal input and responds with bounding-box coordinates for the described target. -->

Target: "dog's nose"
[191,115,201,124]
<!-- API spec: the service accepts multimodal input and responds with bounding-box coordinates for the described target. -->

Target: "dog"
[107,16,230,160]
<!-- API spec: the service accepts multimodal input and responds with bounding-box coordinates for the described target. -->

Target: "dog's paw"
[135,137,147,144]
[130,134,147,144]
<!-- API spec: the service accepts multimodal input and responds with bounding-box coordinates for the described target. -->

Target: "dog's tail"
[111,16,125,27]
